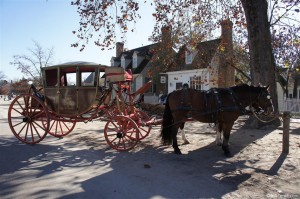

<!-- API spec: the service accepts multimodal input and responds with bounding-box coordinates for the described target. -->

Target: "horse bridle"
[249,89,279,123]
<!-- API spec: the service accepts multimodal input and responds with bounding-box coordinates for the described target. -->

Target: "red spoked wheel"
[104,115,139,151]
[134,110,152,141]
[8,94,50,144]
[44,114,76,137]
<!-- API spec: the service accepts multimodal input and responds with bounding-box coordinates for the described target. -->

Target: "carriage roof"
[42,61,108,71]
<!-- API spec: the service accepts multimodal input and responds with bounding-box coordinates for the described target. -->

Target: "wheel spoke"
[30,122,35,143]
[59,121,64,135]
[31,108,46,120]
[54,120,59,135]
[32,120,46,131]
[12,120,26,128]
[110,121,119,129]
[110,136,118,144]
[107,127,118,132]
[31,121,42,139]
[17,122,28,136]
[24,122,29,141]
[49,120,56,132]
[12,107,24,116]
[61,120,71,131]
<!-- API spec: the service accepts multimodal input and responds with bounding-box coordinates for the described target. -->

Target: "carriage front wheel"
[104,115,139,151]
[8,94,50,144]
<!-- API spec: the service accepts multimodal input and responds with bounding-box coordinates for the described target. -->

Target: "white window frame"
[190,75,202,90]
[133,52,138,68]
[110,58,114,66]
[121,56,126,68]
[185,50,193,64]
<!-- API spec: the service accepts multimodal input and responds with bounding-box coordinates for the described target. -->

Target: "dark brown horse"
[160,84,274,156]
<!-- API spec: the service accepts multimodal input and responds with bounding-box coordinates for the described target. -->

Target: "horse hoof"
[224,151,232,157]
[174,149,182,155]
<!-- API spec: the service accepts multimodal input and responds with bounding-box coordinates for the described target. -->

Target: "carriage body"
[41,62,108,116]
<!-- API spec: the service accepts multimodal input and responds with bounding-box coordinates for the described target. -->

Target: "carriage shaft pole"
[282,111,290,154]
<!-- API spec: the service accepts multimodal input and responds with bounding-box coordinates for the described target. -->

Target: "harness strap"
[228,88,250,115]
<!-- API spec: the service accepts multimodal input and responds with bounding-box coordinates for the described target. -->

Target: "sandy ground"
[0,98,300,199]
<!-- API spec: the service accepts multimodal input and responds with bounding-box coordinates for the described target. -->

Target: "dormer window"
[133,52,138,68]
[110,57,115,66]
[121,55,126,68]
[185,49,193,64]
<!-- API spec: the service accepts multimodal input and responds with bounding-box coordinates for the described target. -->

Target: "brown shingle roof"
[170,38,222,71]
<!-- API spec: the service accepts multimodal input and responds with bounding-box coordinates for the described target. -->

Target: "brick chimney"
[221,19,233,52]
[161,26,172,49]
[218,19,234,88]
[116,42,124,57]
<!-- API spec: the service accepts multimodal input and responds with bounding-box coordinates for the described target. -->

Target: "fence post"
[282,111,290,154]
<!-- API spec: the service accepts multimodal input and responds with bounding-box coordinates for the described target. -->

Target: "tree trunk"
[241,0,281,127]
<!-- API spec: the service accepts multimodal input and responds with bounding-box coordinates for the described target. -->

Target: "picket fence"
[278,98,300,113]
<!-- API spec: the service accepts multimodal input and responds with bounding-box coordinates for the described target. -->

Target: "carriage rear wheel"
[104,115,139,151]
[43,114,76,137]
[8,94,50,144]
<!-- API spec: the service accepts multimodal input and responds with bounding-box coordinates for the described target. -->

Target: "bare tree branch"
[10,41,54,85]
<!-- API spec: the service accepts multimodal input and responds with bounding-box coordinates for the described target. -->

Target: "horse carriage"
[8,62,153,151]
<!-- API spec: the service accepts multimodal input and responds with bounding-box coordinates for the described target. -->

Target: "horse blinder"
[254,89,273,115]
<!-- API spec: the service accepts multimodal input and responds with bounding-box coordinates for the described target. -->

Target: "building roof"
[112,43,158,74]
[170,38,222,71]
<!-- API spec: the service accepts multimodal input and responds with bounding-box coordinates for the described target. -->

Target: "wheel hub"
[117,132,124,138]
[23,117,31,122]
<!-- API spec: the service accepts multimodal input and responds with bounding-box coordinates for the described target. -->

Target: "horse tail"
[160,93,173,145]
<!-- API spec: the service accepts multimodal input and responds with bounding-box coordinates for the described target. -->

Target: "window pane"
[66,73,77,86]
[190,76,202,90]
[81,72,95,86]
[45,69,57,87]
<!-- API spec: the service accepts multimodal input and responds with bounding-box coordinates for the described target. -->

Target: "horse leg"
[221,122,234,157]
[180,123,190,145]
[172,125,182,154]
[215,123,222,146]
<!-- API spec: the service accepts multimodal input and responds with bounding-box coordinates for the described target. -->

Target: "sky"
[0,0,155,81]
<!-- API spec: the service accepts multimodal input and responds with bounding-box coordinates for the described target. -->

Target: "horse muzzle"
[263,106,274,116]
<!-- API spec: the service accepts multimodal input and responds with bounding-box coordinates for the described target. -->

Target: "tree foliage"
[72,1,299,94]
[71,0,141,51]
[72,0,299,67]
[11,78,30,95]
[10,41,54,85]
